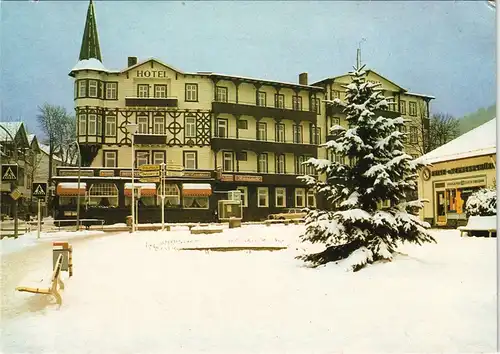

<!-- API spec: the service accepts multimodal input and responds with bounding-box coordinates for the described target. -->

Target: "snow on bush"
[465,188,497,217]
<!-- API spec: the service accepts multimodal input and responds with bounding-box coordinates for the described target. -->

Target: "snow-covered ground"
[1,225,497,353]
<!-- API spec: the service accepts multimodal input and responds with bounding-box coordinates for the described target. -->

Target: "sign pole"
[161,163,165,231]
[37,199,41,239]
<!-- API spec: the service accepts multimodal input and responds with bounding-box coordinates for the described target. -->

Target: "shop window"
[257,187,269,207]
[157,184,180,206]
[183,196,209,209]
[88,183,119,207]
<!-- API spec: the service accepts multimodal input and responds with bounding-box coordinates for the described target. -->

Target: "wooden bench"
[16,254,65,306]
[54,219,105,230]
[457,215,497,237]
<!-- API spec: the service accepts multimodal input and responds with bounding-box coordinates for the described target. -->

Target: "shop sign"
[432,162,495,177]
[139,177,160,183]
[139,164,160,171]
[234,175,263,183]
[99,170,115,177]
[220,174,234,182]
[183,171,212,179]
[140,171,160,177]
[120,170,141,177]
[59,170,94,177]
[446,177,486,188]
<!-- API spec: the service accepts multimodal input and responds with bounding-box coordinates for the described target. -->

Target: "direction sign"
[139,164,160,171]
[140,171,160,177]
[32,182,48,198]
[10,188,22,200]
[139,177,160,183]
[1,164,18,181]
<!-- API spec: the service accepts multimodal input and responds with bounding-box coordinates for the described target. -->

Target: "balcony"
[212,101,317,124]
[125,97,178,108]
[211,137,317,156]
[326,104,400,119]
[133,133,168,145]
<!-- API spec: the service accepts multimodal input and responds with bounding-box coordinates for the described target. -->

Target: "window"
[157,184,180,206]
[136,151,149,167]
[88,183,119,207]
[296,155,306,175]
[105,116,116,137]
[257,187,269,207]
[295,188,305,208]
[257,91,266,106]
[185,84,198,102]
[223,151,233,172]
[314,127,321,145]
[183,151,197,169]
[258,153,268,173]
[103,151,117,167]
[400,100,406,115]
[293,125,303,143]
[216,86,228,102]
[237,151,247,161]
[97,116,102,136]
[78,114,86,135]
[401,125,407,143]
[275,187,286,207]
[331,152,345,164]
[153,151,165,165]
[185,116,196,138]
[330,117,341,131]
[236,186,248,207]
[276,123,285,142]
[217,119,227,138]
[106,82,117,99]
[331,90,340,100]
[410,126,418,144]
[183,196,209,209]
[154,85,167,98]
[88,80,98,98]
[99,82,104,99]
[88,114,97,135]
[276,154,286,174]
[314,97,321,114]
[257,122,267,141]
[292,96,303,110]
[138,84,149,98]
[78,80,87,98]
[153,116,164,134]
[275,94,284,108]
[237,120,248,130]
[409,102,417,116]
[307,190,316,208]
[137,115,148,134]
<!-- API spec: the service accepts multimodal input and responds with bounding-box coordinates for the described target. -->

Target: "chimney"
[128,56,138,67]
[299,72,308,85]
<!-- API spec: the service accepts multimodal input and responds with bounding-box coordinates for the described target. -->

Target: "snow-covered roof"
[405,92,435,100]
[0,122,22,141]
[182,183,212,190]
[418,118,497,164]
[39,143,63,162]
[71,58,108,73]
[27,134,36,144]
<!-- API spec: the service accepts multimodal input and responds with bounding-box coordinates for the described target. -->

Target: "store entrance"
[436,190,446,225]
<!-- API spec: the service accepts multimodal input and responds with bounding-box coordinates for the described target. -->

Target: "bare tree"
[428,113,460,151]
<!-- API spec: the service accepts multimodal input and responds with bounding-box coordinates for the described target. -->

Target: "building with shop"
[417,118,497,227]
[53,0,435,224]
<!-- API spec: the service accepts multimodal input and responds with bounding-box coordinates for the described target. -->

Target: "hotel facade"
[53,0,435,224]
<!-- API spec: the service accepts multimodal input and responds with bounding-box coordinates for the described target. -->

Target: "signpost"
[32,183,47,239]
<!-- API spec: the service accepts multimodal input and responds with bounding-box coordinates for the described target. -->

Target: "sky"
[0,0,496,138]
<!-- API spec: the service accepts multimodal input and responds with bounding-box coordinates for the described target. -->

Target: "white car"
[268,208,306,220]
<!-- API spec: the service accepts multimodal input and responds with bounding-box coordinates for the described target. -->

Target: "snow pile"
[71,58,108,72]
[465,188,497,217]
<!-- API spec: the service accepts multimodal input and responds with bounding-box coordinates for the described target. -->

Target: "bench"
[457,215,497,237]
[54,219,105,230]
[16,253,65,306]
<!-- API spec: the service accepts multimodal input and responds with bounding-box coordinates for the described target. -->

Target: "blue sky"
[0,0,496,137]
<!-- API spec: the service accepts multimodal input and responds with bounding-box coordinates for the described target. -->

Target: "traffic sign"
[1,164,18,181]
[10,188,22,200]
[139,164,160,171]
[32,182,48,198]
[139,177,160,183]
[140,171,160,177]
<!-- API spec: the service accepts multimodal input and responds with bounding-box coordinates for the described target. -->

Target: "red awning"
[182,183,212,197]
[56,183,86,196]
[124,183,157,197]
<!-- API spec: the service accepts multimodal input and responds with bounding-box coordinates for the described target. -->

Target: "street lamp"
[126,123,138,233]
[69,141,82,232]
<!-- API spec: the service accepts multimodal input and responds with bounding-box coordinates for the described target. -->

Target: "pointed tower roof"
[79,0,102,62]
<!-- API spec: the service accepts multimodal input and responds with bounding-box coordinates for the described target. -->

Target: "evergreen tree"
[297,64,435,271]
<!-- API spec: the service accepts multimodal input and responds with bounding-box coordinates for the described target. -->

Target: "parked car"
[268,208,306,220]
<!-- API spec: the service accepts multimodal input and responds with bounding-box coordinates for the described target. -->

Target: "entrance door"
[436,190,446,225]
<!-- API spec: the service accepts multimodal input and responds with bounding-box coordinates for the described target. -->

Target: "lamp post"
[126,123,138,233]
[69,141,82,232]
[0,125,19,238]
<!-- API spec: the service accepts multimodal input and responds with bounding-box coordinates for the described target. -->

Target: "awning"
[182,183,212,197]
[124,183,157,197]
[56,182,87,196]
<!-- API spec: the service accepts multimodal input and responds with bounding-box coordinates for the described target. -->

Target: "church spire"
[79,0,102,62]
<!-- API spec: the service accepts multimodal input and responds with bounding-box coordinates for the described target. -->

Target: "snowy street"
[0,224,497,353]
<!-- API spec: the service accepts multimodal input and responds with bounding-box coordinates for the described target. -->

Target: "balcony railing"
[212,100,317,123]
[125,97,178,108]
[211,136,318,156]
[216,170,315,186]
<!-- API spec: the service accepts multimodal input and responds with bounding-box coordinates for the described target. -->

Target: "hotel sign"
[183,171,212,179]
[136,70,167,78]
[235,175,263,182]
[431,162,495,177]
[446,177,486,188]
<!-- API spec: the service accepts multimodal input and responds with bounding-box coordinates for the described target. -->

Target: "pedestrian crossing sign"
[1,164,18,181]
[32,182,48,198]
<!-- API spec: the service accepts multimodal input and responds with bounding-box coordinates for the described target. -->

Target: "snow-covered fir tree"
[297,64,435,271]
[465,188,497,217]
